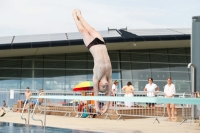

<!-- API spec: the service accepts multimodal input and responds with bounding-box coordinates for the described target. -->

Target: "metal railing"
[0,89,197,126]
[179,92,199,125]
[115,91,165,123]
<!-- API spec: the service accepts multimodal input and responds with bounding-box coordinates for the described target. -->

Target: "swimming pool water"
[0,122,102,133]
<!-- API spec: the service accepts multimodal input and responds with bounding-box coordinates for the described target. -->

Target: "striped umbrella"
[73,81,93,91]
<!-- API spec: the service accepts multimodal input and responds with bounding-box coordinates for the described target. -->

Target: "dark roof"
[0,28,191,50]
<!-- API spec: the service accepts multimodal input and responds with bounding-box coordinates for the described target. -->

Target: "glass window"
[168,48,186,54]
[186,48,190,55]
[108,52,119,61]
[173,81,191,93]
[131,53,150,62]
[44,70,66,78]
[87,61,94,69]
[132,63,150,70]
[130,49,149,53]
[150,54,168,62]
[150,49,168,54]
[186,56,190,63]
[120,53,130,61]
[169,64,188,71]
[111,62,119,69]
[87,70,93,80]
[66,53,87,60]
[151,72,170,80]
[21,79,33,89]
[121,62,131,70]
[43,77,65,90]
[0,69,21,78]
[151,63,169,71]
[170,72,189,80]
[112,70,120,80]
[169,55,187,63]
[34,61,43,68]
[87,53,93,60]
[22,69,32,78]
[121,70,132,80]
[34,70,43,78]
[33,78,43,90]
[137,81,148,91]
[44,61,65,68]
[22,60,32,68]
[44,54,65,60]
[0,79,21,89]
[132,71,151,80]
[153,81,166,92]
[0,59,21,68]
[66,61,87,69]
[66,70,87,80]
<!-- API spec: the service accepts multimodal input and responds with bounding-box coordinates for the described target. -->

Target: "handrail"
[21,99,27,124]
[31,92,44,126]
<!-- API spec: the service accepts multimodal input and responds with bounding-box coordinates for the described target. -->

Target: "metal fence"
[1,89,198,125]
[115,91,165,123]
[179,92,198,125]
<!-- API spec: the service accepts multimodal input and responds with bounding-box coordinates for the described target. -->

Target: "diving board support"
[153,117,160,124]
[180,118,192,126]
[117,115,125,121]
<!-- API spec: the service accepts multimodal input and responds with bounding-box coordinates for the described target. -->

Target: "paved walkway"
[0,111,199,133]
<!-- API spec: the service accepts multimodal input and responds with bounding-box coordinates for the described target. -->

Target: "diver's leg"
[72,9,93,46]
[101,78,112,115]
[76,9,104,42]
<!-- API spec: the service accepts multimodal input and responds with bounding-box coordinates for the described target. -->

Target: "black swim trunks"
[87,38,106,49]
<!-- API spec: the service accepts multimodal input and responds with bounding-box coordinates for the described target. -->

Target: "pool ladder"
[21,95,44,126]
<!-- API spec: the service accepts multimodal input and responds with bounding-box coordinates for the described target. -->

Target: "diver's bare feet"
[76,9,82,20]
[72,9,77,19]
[168,117,171,119]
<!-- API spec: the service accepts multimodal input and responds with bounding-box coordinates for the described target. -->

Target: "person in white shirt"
[111,80,118,96]
[144,78,159,109]
[164,77,176,119]
[110,80,118,106]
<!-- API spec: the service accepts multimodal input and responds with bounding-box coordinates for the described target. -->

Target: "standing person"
[164,78,176,119]
[72,9,112,115]
[111,80,119,96]
[122,81,135,107]
[144,78,159,109]
[110,80,118,106]
[14,87,32,112]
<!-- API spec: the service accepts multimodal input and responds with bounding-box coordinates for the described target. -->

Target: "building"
[0,28,191,93]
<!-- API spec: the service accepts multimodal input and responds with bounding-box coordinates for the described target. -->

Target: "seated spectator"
[81,103,89,118]
[24,89,50,113]
[121,81,135,107]
[77,101,84,112]
[14,87,32,113]
[75,101,84,118]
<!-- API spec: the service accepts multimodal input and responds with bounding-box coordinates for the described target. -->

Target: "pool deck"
[0,110,200,133]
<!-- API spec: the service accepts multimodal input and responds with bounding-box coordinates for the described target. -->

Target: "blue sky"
[0,0,199,36]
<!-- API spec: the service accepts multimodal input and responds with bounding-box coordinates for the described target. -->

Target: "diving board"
[30,96,200,105]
